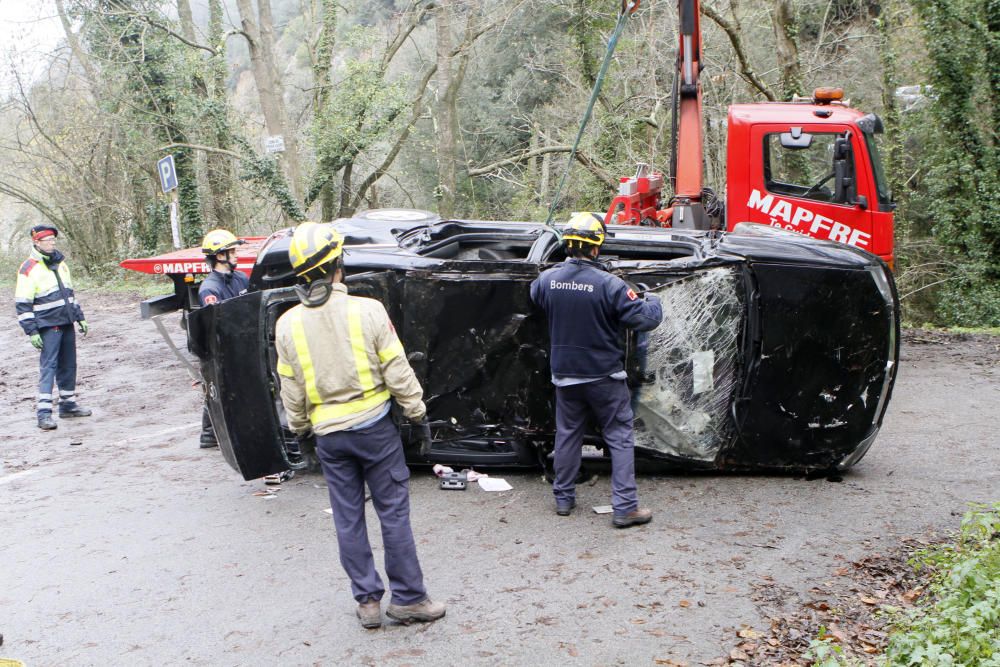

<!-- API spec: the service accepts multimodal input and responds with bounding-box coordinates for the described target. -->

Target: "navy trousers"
[553,377,639,515]
[37,325,77,417]
[315,413,427,606]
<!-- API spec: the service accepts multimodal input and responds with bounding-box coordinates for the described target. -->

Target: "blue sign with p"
[157,155,178,193]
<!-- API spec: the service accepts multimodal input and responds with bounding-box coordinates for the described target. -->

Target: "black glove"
[413,418,432,457]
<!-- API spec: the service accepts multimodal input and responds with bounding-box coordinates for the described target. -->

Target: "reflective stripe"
[289,312,322,406]
[311,390,390,425]
[18,312,35,321]
[378,339,404,364]
[276,360,294,378]
[36,285,61,299]
[34,299,67,312]
[38,393,52,400]
[15,297,31,304]
[59,391,75,398]
[348,301,375,392]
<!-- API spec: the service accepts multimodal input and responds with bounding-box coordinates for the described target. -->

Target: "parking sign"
[157,155,178,193]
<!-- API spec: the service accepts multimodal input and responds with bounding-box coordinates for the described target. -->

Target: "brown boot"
[612,507,653,528]
[356,599,381,629]
[386,598,446,625]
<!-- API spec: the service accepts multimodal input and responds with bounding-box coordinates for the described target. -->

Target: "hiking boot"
[612,507,653,528]
[199,431,219,449]
[37,414,57,430]
[556,499,576,516]
[386,598,446,625]
[356,599,382,629]
[59,405,92,418]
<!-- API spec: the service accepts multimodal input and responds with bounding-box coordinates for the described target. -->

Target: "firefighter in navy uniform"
[14,225,91,430]
[196,229,248,449]
[274,222,445,629]
[530,213,663,528]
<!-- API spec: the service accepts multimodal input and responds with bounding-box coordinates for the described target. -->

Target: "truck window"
[763,132,853,205]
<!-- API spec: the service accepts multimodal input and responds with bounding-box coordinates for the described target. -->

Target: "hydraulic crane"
[604,0,896,264]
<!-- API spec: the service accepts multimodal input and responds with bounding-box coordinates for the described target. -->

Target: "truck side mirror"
[833,135,857,203]
[780,127,813,149]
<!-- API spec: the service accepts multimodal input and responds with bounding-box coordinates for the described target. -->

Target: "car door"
[188,288,299,480]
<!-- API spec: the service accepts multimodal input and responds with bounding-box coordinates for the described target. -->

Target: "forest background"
[0,0,997,326]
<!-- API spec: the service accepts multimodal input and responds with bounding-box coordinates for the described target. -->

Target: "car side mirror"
[780,127,813,149]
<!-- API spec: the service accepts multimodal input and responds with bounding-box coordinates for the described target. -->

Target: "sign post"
[157,155,181,249]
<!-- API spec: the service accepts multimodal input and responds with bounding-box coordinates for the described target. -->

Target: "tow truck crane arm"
[670,0,710,230]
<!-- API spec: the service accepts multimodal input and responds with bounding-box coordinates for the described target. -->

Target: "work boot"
[555,499,576,516]
[386,598,446,625]
[612,507,653,528]
[356,599,382,629]
[37,412,57,430]
[59,404,92,418]
[199,431,219,449]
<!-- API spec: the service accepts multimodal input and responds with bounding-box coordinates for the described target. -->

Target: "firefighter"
[14,224,91,430]
[274,222,444,629]
[530,212,663,528]
[196,229,248,449]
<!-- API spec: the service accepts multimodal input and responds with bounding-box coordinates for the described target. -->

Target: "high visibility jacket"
[274,283,426,436]
[14,248,85,336]
[530,258,662,379]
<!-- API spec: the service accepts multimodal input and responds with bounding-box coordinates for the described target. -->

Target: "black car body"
[176,210,898,481]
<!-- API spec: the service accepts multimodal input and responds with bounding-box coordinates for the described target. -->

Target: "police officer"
[274,222,444,629]
[196,229,248,449]
[530,213,663,528]
[15,225,91,430]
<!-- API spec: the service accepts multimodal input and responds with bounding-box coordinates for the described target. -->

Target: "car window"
[763,132,853,205]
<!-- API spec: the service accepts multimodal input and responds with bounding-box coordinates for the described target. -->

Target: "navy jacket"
[198,270,249,306]
[530,258,662,379]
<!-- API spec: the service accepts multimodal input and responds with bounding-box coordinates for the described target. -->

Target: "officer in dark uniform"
[530,213,663,528]
[196,229,248,448]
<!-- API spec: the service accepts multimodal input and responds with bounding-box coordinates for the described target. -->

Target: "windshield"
[863,132,893,209]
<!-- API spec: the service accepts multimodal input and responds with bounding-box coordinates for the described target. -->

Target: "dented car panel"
[187,216,898,481]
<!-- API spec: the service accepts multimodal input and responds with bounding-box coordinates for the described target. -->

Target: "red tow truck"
[605,0,895,265]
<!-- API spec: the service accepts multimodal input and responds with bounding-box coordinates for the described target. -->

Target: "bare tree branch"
[701,2,776,101]
[469,145,616,187]
[157,142,242,159]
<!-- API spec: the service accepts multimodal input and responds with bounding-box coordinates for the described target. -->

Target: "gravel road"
[2,288,997,666]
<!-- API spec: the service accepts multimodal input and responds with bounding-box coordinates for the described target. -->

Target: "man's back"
[531,258,662,379]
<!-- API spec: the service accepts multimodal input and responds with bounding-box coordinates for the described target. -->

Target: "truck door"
[742,125,876,255]
[188,289,299,481]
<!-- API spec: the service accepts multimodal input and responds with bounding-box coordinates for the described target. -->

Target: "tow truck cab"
[726,98,894,265]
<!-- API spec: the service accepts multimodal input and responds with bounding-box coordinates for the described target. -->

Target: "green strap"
[544,1,639,227]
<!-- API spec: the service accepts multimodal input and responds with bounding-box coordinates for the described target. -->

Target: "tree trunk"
[312,0,338,221]
[177,0,196,42]
[206,0,236,229]
[235,0,302,200]
[435,1,457,218]
[771,0,804,101]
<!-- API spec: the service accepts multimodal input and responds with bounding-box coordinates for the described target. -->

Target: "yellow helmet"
[563,212,606,246]
[289,222,345,279]
[201,229,244,256]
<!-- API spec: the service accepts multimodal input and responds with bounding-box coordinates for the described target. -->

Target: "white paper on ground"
[477,477,512,492]
[323,508,333,514]
[592,505,613,514]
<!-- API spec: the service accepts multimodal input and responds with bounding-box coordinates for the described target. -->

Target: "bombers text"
[550,279,594,293]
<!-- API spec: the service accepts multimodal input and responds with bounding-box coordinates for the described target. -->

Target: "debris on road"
[477,477,512,492]
[592,505,613,514]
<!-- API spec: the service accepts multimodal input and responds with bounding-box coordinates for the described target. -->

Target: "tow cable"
[543,0,640,228]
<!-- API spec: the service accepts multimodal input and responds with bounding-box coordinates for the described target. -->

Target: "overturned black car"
[143,209,898,481]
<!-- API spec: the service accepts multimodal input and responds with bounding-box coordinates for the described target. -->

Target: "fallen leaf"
[859,595,879,605]
[678,599,691,608]
[737,628,761,639]
[730,648,749,661]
